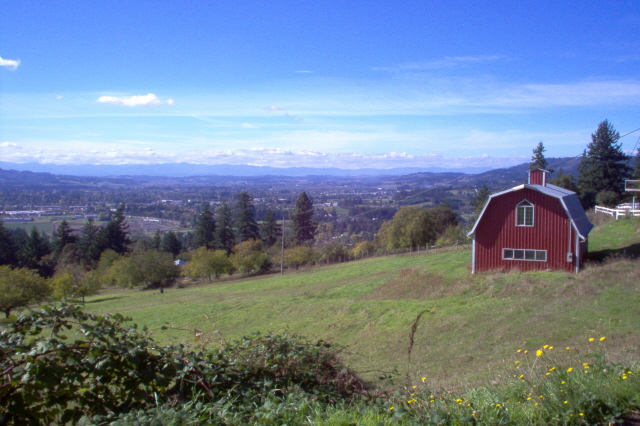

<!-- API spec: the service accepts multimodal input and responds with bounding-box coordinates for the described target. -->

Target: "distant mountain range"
[0,162,495,177]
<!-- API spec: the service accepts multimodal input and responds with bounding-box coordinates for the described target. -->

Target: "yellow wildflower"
[599,336,606,341]
[389,407,394,411]
[543,345,549,349]
[421,377,426,382]
[548,346,554,350]
[566,347,570,350]
[567,368,573,372]
[589,338,595,342]
[563,401,568,404]
[536,350,544,357]
[517,349,522,353]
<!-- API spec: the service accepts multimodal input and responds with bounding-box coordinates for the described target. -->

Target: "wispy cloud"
[97,93,174,107]
[375,55,503,72]
[0,56,20,70]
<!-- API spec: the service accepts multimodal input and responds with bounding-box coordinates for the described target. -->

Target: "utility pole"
[280,214,286,275]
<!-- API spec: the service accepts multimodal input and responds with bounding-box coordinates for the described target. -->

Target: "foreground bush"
[0,303,364,425]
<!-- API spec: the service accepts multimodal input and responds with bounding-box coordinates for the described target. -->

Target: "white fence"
[595,205,640,220]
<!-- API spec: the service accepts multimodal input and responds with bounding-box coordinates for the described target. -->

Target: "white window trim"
[516,200,534,227]
[502,248,547,262]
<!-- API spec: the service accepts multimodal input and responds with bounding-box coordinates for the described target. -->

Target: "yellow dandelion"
[623,375,628,380]
[535,403,539,406]
[536,350,544,357]
[496,404,501,407]
[589,338,595,342]
[548,346,554,350]
[549,367,556,372]
[515,360,520,364]
[567,368,573,372]
[543,345,549,349]
[421,377,426,382]
[566,347,570,350]
[519,375,524,378]
[563,401,568,404]
[579,413,584,417]
[389,407,394,411]
[412,385,417,389]
[524,350,529,354]
[561,381,566,384]
[517,349,522,353]
[527,397,531,401]
[599,336,606,341]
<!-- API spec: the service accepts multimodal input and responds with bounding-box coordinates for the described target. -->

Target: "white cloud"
[0,145,526,170]
[0,56,20,70]
[241,123,257,128]
[0,142,22,149]
[96,93,173,107]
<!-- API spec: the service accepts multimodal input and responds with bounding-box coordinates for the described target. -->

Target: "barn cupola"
[528,168,549,186]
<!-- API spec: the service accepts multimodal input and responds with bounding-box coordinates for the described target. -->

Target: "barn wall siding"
[475,188,576,273]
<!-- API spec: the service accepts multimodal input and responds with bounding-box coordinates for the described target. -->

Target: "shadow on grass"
[86,296,124,304]
[587,242,640,262]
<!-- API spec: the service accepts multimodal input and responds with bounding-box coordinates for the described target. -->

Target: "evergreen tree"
[193,204,217,249]
[77,218,102,263]
[215,203,236,254]
[53,220,77,256]
[529,141,550,171]
[260,209,281,248]
[290,192,317,246]
[160,231,182,258]
[577,120,631,208]
[0,220,17,267]
[151,229,161,251]
[470,184,491,223]
[96,203,131,255]
[19,227,51,269]
[234,192,260,243]
[633,148,640,179]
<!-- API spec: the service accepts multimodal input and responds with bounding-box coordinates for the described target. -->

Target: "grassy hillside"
[84,217,640,389]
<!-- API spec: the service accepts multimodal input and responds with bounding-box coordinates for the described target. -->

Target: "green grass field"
[83,217,640,389]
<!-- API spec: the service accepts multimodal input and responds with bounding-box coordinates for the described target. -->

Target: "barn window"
[516,200,534,227]
[503,248,547,262]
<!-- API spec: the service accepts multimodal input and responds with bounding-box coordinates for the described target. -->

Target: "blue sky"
[1,1,640,169]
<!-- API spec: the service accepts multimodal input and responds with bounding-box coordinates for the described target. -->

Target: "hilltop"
[84,215,640,388]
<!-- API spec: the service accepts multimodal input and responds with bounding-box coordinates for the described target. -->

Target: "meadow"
[84,216,640,390]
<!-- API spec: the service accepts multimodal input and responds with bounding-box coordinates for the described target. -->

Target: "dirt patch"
[362,268,461,300]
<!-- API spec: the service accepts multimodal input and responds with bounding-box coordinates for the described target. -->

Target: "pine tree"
[290,192,317,246]
[96,203,131,255]
[160,231,182,258]
[0,220,17,267]
[577,120,631,208]
[215,203,236,254]
[151,230,161,251]
[530,141,550,171]
[77,218,102,263]
[53,220,77,256]
[234,192,260,243]
[632,148,640,179]
[19,228,51,270]
[193,204,217,249]
[260,209,281,248]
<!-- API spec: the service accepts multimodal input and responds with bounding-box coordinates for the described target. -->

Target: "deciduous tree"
[0,265,51,317]
[184,247,234,281]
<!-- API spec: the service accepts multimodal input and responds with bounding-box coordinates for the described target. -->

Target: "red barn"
[467,169,593,274]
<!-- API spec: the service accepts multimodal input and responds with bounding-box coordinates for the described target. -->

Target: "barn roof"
[467,183,593,240]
